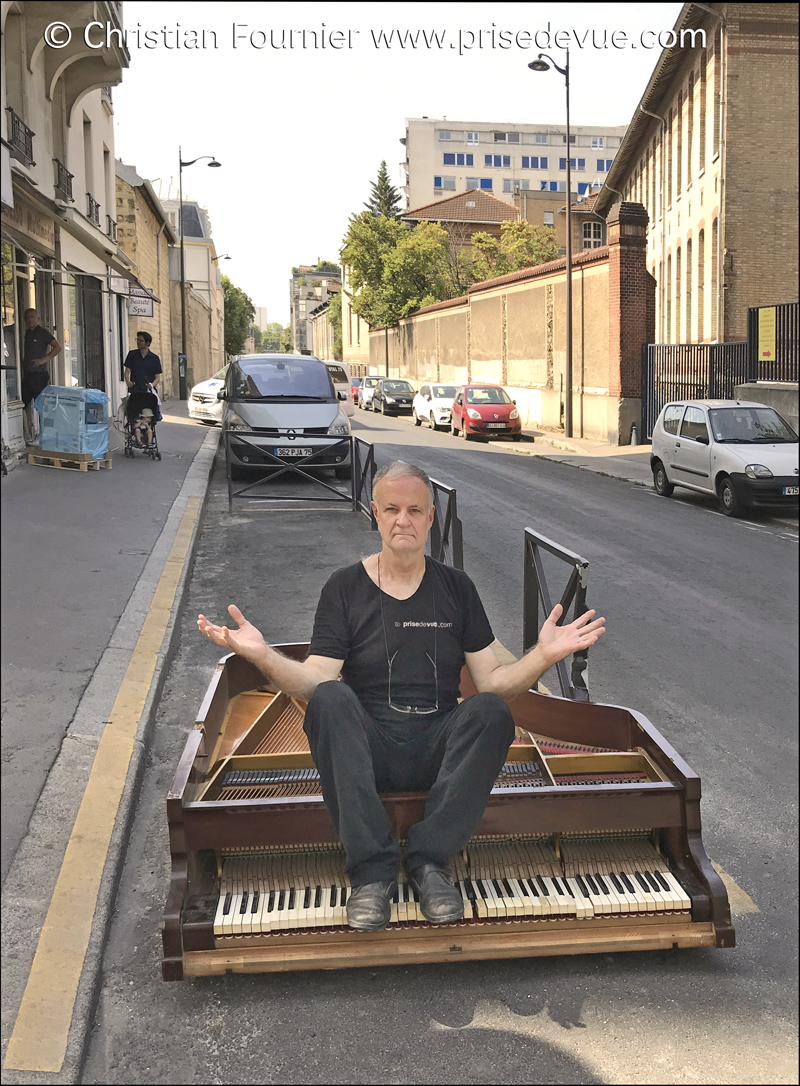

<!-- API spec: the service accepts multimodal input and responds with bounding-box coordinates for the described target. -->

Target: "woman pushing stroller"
[123,331,162,457]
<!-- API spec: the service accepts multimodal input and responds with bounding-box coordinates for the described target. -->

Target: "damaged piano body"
[161,648,735,980]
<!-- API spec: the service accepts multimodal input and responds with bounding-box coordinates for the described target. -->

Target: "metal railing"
[747,302,798,383]
[54,159,74,202]
[6,108,34,166]
[429,477,464,569]
[523,527,590,702]
[641,341,748,440]
[87,192,101,225]
[106,215,117,242]
[352,436,377,526]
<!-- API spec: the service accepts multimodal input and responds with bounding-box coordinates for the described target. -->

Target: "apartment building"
[593,2,799,344]
[289,266,341,354]
[1,1,130,463]
[401,117,627,211]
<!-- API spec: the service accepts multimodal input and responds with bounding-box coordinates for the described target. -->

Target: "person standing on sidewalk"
[197,460,606,933]
[22,309,62,444]
[124,331,162,421]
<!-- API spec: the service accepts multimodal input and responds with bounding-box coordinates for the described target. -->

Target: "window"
[480,178,492,189]
[466,177,479,189]
[522,156,548,169]
[467,131,479,144]
[562,134,576,144]
[535,133,548,144]
[433,175,456,190]
[439,130,451,141]
[662,405,685,435]
[583,222,604,248]
[494,132,520,143]
[597,158,614,172]
[559,158,585,171]
[680,406,708,442]
[541,180,566,192]
[591,136,605,149]
[543,211,554,226]
[434,175,442,188]
[503,179,530,192]
[443,153,473,166]
[485,154,511,168]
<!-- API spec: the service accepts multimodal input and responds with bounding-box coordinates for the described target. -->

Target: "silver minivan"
[220,354,351,479]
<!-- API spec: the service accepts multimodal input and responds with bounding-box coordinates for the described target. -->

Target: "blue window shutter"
[481,178,492,189]
[550,181,558,191]
[522,156,529,168]
[541,157,548,169]
[466,154,473,166]
[434,176,442,187]
[484,155,492,166]
[443,153,455,165]
[504,155,510,168]
[578,158,585,170]
[578,182,589,195]
[559,158,566,170]
[597,159,605,171]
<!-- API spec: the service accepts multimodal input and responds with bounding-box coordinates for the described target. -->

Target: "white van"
[325,361,354,417]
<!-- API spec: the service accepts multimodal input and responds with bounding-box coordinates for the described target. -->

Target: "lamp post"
[529,51,573,438]
[178,147,221,399]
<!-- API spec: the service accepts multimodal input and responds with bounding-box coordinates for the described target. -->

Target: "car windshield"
[383,381,413,393]
[431,385,457,398]
[708,407,798,444]
[231,359,334,400]
[364,378,379,387]
[466,387,511,404]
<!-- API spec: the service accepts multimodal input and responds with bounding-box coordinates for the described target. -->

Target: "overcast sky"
[112,2,683,325]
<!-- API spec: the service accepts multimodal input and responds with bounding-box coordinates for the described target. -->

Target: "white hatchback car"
[413,383,458,431]
[188,365,229,423]
[651,399,799,516]
[325,360,354,418]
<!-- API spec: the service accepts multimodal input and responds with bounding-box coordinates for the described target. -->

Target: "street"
[77,410,798,1085]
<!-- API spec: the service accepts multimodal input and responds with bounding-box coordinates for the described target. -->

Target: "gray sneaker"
[346,880,397,931]
[409,863,464,924]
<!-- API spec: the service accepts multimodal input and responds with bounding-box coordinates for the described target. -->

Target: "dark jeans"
[303,681,515,886]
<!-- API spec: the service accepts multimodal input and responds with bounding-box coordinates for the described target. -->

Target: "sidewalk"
[517,426,654,487]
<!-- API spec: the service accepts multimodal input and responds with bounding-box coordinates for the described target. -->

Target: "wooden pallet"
[27,447,112,471]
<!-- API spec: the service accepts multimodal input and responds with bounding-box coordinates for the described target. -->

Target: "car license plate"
[487,422,506,429]
[783,485,799,496]
[276,447,313,457]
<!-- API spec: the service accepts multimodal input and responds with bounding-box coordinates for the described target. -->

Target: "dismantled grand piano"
[161,647,735,979]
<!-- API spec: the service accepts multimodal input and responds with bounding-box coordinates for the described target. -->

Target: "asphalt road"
[81,410,798,1085]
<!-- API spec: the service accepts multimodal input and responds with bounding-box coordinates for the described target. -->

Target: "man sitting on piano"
[197,460,605,932]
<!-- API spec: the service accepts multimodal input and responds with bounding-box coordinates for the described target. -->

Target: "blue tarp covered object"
[33,385,109,459]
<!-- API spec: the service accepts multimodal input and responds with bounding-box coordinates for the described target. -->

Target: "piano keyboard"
[211,835,691,937]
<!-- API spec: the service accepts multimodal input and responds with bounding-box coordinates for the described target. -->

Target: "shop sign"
[1,187,55,254]
[129,287,154,317]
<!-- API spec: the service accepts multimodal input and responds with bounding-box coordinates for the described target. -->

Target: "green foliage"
[327,290,343,361]
[278,324,292,352]
[315,260,339,274]
[221,275,255,358]
[254,322,284,352]
[340,212,407,327]
[364,161,402,220]
[467,220,560,284]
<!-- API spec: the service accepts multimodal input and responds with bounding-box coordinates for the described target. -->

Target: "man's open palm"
[197,604,267,663]
[537,604,605,667]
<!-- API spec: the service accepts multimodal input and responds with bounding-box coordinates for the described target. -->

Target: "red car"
[450,384,522,441]
[350,378,361,402]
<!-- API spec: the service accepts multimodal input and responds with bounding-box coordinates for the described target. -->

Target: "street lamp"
[179,148,221,399]
[211,254,232,263]
[529,51,574,438]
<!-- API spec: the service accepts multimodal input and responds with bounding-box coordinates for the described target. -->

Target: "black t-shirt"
[124,350,162,391]
[309,558,494,738]
[23,326,55,371]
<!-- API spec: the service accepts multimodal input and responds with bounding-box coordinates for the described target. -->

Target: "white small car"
[651,399,799,516]
[357,375,380,410]
[325,361,354,417]
[413,383,458,431]
[188,365,230,423]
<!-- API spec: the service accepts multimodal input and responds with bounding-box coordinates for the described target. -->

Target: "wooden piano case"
[161,648,734,980]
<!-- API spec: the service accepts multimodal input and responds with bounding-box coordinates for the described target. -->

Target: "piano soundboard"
[161,648,734,979]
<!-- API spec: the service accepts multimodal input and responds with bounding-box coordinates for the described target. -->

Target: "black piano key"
[288,889,296,911]
[239,891,249,914]
[477,879,490,899]
[277,891,286,911]
[634,872,652,894]
[653,871,671,893]
[330,885,337,907]
[340,887,348,907]
[551,876,566,896]
[267,891,276,913]
[222,891,232,915]
[492,879,506,898]
[392,885,399,903]
[619,872,636,894]
[594,873,610,894]
[251,891,259,913]
[465,880,477,901]
[502,878,515,898]
[584,874,600,896]
[303,887,312,909]
[643,871,662,894]
[523,877,539,898]
[314,886,322,909]
[575,874,591,897]
[609,872,625,894]
[536,876,550,896]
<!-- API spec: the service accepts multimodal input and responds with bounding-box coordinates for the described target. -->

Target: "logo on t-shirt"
[395,620,453,628]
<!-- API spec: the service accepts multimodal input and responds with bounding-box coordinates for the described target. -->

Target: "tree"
[278,324,292,352]
[315,259,339,275]
[467,220,560,284]
[327,290,343,361]
[259,322,284,352]
[378,221,450,323]
[221,275,255,357]
[340,212,408,328]
[364,161,402,220]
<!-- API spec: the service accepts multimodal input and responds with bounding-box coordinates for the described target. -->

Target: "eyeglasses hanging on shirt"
[378,557,439,715]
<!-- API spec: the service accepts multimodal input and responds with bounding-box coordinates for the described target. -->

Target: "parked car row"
[358,378,522,441]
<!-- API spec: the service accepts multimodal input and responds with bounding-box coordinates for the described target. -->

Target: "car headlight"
[744,464,773,479]
[226,412,251,431]
[509,408,519,420]
[467,408,482,420]
[327,411,350,436]
[384,396,396,404]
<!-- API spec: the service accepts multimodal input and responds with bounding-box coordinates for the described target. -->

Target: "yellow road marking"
[4,497,201,1074]
[711,861,759,915]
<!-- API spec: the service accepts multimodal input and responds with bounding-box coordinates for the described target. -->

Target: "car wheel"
[429,412,438,430]
[413,410,422,427]
[718,475,742,517]
[511,434,522,442]
[335,463,352,480]
[381,402,387,415]
[451,422,459,436]
[461,424,470,441]
[652,460,674,497]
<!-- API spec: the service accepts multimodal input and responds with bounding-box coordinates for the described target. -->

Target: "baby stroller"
[123,388,161,460]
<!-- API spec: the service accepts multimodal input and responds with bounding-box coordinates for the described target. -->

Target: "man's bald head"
[373,460,434,507]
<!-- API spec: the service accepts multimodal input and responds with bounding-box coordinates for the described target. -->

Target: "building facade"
[401,117,627,211]
[340,265,370,369]
[594,2,799,344]
[115,161,176,397]
[289,266,341,354]
[2,1,131,465]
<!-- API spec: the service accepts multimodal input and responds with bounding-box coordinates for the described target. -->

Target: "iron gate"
[641,342,748,439]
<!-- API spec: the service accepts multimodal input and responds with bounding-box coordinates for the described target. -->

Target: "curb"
[1,427,219,1085]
